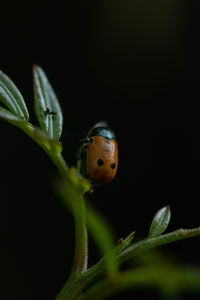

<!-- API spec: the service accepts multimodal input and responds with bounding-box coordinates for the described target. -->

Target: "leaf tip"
[148,205,171,238]
[32,64,40,77]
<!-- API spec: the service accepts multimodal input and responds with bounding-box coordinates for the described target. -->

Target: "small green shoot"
[148,205,171,238]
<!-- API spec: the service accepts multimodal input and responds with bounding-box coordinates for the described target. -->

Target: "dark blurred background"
[0,1,199,299]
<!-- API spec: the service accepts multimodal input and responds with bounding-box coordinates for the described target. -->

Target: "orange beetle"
[77,122,118,185]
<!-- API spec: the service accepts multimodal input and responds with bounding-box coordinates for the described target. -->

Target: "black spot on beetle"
[97,158,104,166]
[90,138,94,143]
[111,162,115,169]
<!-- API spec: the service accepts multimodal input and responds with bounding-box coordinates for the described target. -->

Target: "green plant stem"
[17,122,88,281]
[47,155,88,276]
[76,274,121,300]
[70,193,88,274]
[55,227,200,300]
[44,152,88,277]
[55,191,88,300]
[87,227,200,283]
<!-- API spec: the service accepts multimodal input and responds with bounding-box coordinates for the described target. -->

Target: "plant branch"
[118,227,200,264]
[70,193,88,274]
[52,227,200,300]
[56,227,200,300]
[55,189,88,300]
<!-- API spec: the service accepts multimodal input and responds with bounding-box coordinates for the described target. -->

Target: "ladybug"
[77,121,118,185]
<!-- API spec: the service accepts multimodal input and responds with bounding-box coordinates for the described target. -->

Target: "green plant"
[0,66,199,300]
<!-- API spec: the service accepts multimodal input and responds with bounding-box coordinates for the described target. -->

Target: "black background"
[0,1,199,299]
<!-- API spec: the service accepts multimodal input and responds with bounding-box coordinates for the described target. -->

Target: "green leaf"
[148,206,171,238]
[0,70,29,120]
[33,65,63,140]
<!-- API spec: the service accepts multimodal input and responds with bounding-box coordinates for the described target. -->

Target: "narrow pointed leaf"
[0,71,29,120]
[148,206,171,238]
[33,65,63,140]
[116,231,135,254]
